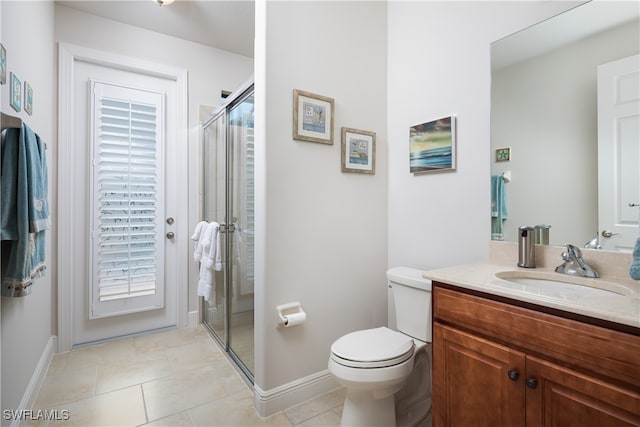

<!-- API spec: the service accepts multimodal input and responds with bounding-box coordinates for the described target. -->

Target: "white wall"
[256,0,388,397]
[1,0,55,413]
[492,20,640,245]
[387,1,581,271]
[54,5,254,314]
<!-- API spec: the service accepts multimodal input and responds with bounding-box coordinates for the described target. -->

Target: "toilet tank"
[387,267,432,342]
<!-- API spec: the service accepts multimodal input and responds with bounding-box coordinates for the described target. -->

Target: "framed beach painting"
[409,116,456,174]
[293,89,334,144]
[341,127,376,174]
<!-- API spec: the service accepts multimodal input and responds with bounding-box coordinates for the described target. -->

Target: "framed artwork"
[293,89,334,144]
[341,127,376,174]
[496,147,511,162]
[10,72,21,112]
[24,81,33,116]
[409,116,456,174]
[0,43,6,85]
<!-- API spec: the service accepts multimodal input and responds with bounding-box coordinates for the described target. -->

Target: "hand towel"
[191,220,208,262]
[630,237,640,280]
[196,222,221,304]
[1,124,49,297]
[491,174,508,241]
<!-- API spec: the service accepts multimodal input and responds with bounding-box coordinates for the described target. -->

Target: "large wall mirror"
[491,1,639,251]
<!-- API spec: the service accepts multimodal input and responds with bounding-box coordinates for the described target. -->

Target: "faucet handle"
[562,243,583,261]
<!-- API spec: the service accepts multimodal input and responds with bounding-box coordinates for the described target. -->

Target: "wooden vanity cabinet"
[432,282,640,427]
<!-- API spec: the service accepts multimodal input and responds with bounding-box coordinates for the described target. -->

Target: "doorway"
[201,82,255,381]
[58,44,189,350]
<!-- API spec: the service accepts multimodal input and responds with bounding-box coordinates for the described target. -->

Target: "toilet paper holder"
[276,301,307,328]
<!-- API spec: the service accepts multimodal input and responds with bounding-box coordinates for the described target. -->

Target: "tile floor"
[32,325,344,426]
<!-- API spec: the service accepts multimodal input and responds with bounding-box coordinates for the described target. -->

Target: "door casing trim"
[57,42,189,351]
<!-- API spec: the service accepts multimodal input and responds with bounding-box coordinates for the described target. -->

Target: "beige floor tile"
[293,409,341,426]
[284,388,346,425]
[189,390,292,426]
[134,326,209,353]
[48,385,146,426]
[140,411,193,426]
[96,355,173,394]
[164,337,225,373]
[35,365,97,409]
[143,364,237,421]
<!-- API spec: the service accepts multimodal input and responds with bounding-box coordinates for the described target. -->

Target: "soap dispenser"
[518,226,536,268]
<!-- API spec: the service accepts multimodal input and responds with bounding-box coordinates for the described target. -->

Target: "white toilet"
[328,267,432,427]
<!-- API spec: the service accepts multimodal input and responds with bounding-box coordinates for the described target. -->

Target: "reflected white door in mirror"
[597,54,639,252]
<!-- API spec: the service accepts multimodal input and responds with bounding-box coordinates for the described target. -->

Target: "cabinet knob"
[508,370,520,381]
[526,378,538,389]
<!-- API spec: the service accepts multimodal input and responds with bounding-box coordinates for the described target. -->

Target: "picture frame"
[10,72,21,112]
[0,43,6,85]
[409,116,456,174]
[24,81,33,116]
[293,89,334,144]
[495,147,511,162]
[341,127,376,174]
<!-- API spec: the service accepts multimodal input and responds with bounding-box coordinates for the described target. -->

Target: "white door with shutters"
[59,45,187,347]
[90,81,166,319]
[597,54,640,251]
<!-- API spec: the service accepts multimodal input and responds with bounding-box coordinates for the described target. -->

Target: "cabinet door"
[433,323,526,427]
[526,356,640,427]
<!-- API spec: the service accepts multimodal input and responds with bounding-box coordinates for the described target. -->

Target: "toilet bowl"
[328,267,432,427]
[328,327,430,427]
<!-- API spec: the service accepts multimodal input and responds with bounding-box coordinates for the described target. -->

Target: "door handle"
[166,217,175,225]
[630,203,639,208]
[166,232,175,239]
[601,230,620,238]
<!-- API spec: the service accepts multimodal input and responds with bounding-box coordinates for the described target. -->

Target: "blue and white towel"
[491,174,508,240]
[1,124,50,297]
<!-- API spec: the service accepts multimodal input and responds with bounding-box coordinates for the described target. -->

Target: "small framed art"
[409,116,456,174]
[10,72,21,112]
[24,81,33,116]
[0,43,6,85]
[341,127,376,174]
[293,89,334,144]
[496,147,511,162]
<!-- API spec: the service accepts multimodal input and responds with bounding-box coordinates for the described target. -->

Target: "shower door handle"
[220,224,236,233]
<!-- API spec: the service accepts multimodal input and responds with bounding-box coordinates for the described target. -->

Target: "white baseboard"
[13,336,57,427]
[188,310,200,326]
[254,369,340,418]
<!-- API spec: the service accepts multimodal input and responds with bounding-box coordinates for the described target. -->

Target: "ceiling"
[56,0,255,57]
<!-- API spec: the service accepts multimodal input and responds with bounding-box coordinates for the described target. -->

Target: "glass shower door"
[202,84,254,380]
[228,92,255,376]
[203,110,227,346]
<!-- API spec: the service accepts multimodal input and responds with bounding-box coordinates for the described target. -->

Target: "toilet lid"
[331,327,415,368]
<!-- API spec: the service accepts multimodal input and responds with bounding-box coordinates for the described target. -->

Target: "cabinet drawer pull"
[508,370,520,381]
[526,378,538,389]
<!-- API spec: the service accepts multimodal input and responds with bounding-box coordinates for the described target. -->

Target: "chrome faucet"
[555,244,599,278]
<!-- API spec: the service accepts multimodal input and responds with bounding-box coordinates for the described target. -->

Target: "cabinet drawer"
[433,284,640,390]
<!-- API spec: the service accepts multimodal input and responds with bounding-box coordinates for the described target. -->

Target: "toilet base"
[340,389,396,427]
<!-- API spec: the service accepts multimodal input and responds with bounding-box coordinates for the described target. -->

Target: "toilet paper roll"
[283,311,306,327]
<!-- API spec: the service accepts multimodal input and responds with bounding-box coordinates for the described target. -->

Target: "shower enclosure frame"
[200,80,255,383]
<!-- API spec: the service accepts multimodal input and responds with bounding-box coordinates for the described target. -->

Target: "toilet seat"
[331,327,415,369]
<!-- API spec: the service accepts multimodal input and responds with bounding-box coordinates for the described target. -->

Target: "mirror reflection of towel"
[491,175,507,241]
[630,237,640,280]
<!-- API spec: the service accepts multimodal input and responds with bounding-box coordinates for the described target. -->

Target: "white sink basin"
[493,271,630,300]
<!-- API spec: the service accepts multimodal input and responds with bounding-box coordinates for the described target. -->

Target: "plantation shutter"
[90,81,165,319]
